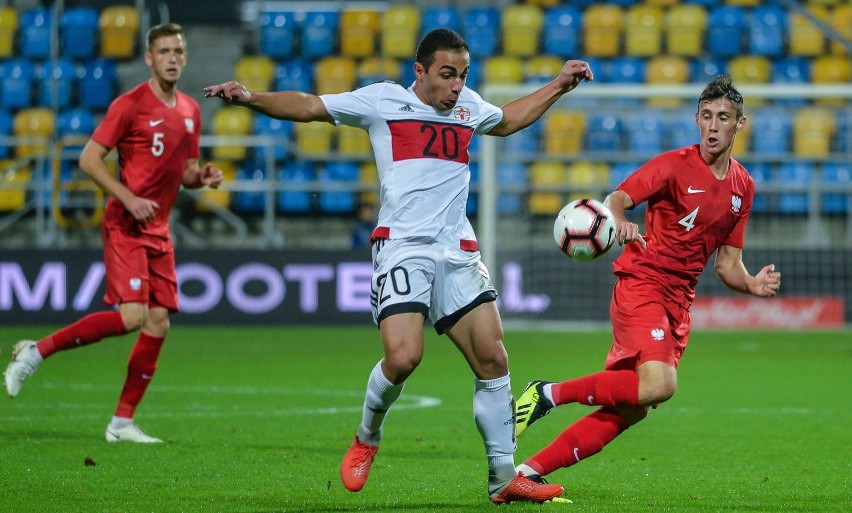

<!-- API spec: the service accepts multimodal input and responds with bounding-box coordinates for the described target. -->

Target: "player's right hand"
[203,81,251,104]
[615,220,647,249]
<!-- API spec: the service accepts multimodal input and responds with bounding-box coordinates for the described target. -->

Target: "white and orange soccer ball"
[553,198,617,261]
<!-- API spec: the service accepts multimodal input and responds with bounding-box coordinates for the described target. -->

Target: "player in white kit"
[204,28,593,504]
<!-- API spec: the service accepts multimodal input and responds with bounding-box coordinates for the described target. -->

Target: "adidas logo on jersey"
[399,104,414,112]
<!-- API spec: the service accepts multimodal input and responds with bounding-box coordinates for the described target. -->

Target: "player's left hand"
[200,162,224,189]
[753,264,781,297]
[557,60,594,93]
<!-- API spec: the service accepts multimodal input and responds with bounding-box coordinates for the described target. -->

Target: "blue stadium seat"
[626,110,665,154]
[606,57,645,83]
[777,162,812,214]
[746,162,772,214]
[57,107,95,138]
[503,123,539,157]
[421,6,461,39]
[61,7,99,60]
[821,163,850,215]
[543,6,581,57]
[79,58,117,110]
[274,59,313,93]
[463,7,500,58]
[835,113,850,154]
[0,109,12,157]
[319,161,358,214]
[772,57,810,84]
[400,58,416,87]
[586,113,623,153]
[253,115,292,161]
[497,163,526,215]
[259,11,296,58]
[300,11,338,60]
[277,161,314,213]
[0,58,35,110]
[235,161,268,214]
[36,58,76,109]
[468,162,479,216]
[748,5,786,58]
[20,7,53,59]
[750,108,791,155]
[669,108,697,149]
[707,7,746,58]
[608,162,639,190]
[691,57,727,83]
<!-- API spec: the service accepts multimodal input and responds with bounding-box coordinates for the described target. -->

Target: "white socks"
[474,374,517,494]
[356,360,404,446]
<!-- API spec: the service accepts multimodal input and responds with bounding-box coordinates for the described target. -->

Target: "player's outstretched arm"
[604,190,647,249]
[715,245,781,297]
[203,80,333,123]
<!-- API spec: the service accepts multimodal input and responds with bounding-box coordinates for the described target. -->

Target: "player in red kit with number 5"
[4,23,223,443]
[204,28,592,504]
[512,75,782,484]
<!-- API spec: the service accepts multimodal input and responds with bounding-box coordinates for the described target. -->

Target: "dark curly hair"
[698,74,744,118]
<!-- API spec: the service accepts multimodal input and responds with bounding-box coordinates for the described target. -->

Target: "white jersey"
[320,81,503,242]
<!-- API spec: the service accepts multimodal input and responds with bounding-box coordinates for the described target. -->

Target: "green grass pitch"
[0,325,849,513]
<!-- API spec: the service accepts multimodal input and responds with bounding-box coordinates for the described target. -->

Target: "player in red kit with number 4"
[513,75,782,484]
[3,23,223,443]
[204,28,592,504]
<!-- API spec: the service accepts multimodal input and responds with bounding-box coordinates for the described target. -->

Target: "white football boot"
[4,340,40,398]
[105,422,163,443]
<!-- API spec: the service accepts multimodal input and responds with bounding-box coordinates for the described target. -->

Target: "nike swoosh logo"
[149,119,164,127]
[687,186,705,194]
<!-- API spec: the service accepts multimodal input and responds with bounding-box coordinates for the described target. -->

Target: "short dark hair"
[415,28,468,71]
[147,23,184,51]
[698,74,744,118]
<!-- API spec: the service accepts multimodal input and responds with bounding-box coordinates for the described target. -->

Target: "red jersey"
[92,82,201,238]
[613,144,754,308]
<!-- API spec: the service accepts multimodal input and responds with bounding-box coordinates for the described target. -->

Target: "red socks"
[524,408,629,476]
[36,311,128,358]
[551,370,639,408]
[114,332,165,418]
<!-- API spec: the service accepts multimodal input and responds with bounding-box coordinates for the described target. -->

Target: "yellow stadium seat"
[340,10,380,57]
[359,162,379,206]
[0,7,18,58]
[357,57,401,85]
[665,5,707,57]
[211,107,252,160]
[793,107,835,157]
[806,0,840,5]
[501,4,544,57]
[583,5,624,57]
[99,5,140,59]
[525,0,560,7]
[811,55,850,105]
[729,55,771,84]
[830,5,852,54]
[624,5,664,57]
[483,56,524,84]
[13,108,55,158]
[646,56,689,107]
[338,124,371,157]
[529,161,566,215]
[315,56,357,95]
[234,55,275,93]
[525,56,565,83]
[295,121,335,156]
[196,160,235,212]
[381,5,420,58]
[0,160,30,211]
[732,116,752,155]
[725,0,760,5]
[567,161,609,202]
[644,0,679,5]
[544,110,586,156]
[789,6,829,56]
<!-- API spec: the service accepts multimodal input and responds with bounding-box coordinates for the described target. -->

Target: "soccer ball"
[553,198,617,261]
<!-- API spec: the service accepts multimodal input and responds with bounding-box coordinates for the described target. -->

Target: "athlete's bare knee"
[119,304,146,332]
[382,348,421,383]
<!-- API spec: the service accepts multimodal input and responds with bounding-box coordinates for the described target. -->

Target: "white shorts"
[370,237,498,334]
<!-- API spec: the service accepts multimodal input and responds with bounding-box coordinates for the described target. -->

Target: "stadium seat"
[503,123,539,158]
[544,110,586,155]
[608,161,639,191]
[750,107,791,155]
[300,11,339,60]
[314,56,356,95]
[294,121,334,156]
[0,58,35,110]
[61,7,99,60]
[496,163,527,215]
[483,56,524,84]
[529,161,566,215]
[793,107,835,157]
[380,5,420,58]
[743,161,770,214]
[835,112,850,153]
[668,108,698,149]
[811,55,851,106]
[524,56,564,85]
[625,110,666,155]
[607,57,645,84]
[691,57,727,83]
[234,161,268,214]
[706,6,746,58]
[19,7,52,59]
[624,5,664,57]
[195,160,235,212]
[583,5,624,57]
[420,6,461,38]
[357,57,400,87]
[259,11,296,58]
[278,161,314,214]
[0,158,30,211]
[0,7,17,58]
[211,106,253,160]
[820,163,850,214]
[665,4,707,56]
[829,4,852,55]
[586,113,623,153]
[789,6,829,56]
[566,161,609,202]
[543,6,581,57]
[747,5,786,57]
[501,4,544,57]
[78,58,117,110]
[338,124,371,157]
[13,107,54,158]
[235,55,275,93]
[772,57,811,84]
[646,56,689,107]
[274,59,312,92]
[56,108,95,142]
[253,114,292,162]
[467,162,479,216]
[728,56,771,106]
[358,162,378,206]
[99,5,140,59]
[463,7,500,59]
[0,109,12,157]
[777,162,812,215]
[732,115,752,155]
[339,10,380,57]
[36,58,76,110]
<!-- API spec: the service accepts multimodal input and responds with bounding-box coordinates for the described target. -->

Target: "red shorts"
[605,276,691,371]
[101,226,178,311]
